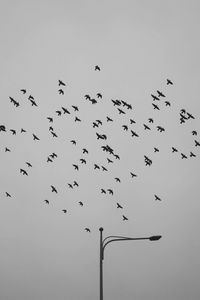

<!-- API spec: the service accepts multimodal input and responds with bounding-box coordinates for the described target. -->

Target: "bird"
[75,116,81,122]
[107,158,113,163]
[101,166,108,171]
[167,79,173,85]
[93,122,99,128]
[89,98,97,104]
[82,148,88,154]
[187,112,195,119]
[10,129,16,135]
[51,131,58,138]
[47,157,53,163]
[192,130,197,136]
[118,108,125,114]
[117,203,123,209]
[157,126,165,132]
[122,125,128,131]
[80,158,86,164]
[96,119,102,125]
[79,201,83,206]
[115,177,121,183]
[49,126,54,131]
[122,215,128,221]
[72,105,79,112]
[6,192,11,197]
[152,103,160,110]
[51,185,57,193]
[20,89,26,94]
[154,194,161,201]
[0,125,6,132]
[107,189,113,195]
[50,153,57,159]
[21,128,26,133]
[165,101,171,106]
[73,164,79,170]
[68,183,73,189]
[143,124,151,130]
[106,116,113,122]
[5,147,11,152]
[112,99,121,106]
[73,181,79,187]
[84,94,91,100]
[181,153,187,159]
[62,107,70,114]
[56,110,62,116]
[131,130,139,137]
[85,228,91,232]
[26,162,32,167]
[157,90,165,97]
[33,134,40,140]
[30,99,37,107]
[190,151,196,158]
[97,93,102,98]
[154,147,159,152]
[47,117,53,122]
[95,65,100,71]
[62,209,67,213]
[70,140,76,145]
[114,154,120,160]
[20,168,28,176]
[148,118,154,123]
[130,172,137,178]
[172,147,178,153]
[151,94,160,101]
[94,164,100,170]
[58,80,66,86]
[96,132,104,140]
[101,189,106,194]
[194,140,200,146]
[28,95,34,100]
[58,89,64,95]
[44,200,49,204]
[130,118,136,124]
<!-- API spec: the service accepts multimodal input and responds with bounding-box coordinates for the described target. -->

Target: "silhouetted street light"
[99,227,162,300]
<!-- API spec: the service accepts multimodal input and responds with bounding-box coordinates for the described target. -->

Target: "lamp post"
[99,227,162,300]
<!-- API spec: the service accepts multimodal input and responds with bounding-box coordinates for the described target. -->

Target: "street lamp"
[99,227,162,300]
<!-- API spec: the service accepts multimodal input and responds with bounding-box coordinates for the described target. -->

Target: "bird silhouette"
[68,183,73,189]
[82,148,88,154]
[181,153,187,159]
[194,140,200,146]
[96,119,102,125]
[114,154,120,160]
[122,215,128,221]
[151,94,160,101]
[51,131,58,138]
[131,130,139,137]
[157,90,165,97]
[192,130,197,135]
[112,99,121,106]
[95,65,100,71]
[122,125,128,131]
[84,94,91,100]
[190,151,196,157]
[106,116,113,122]
[167,79,173,85]
[73,164,79,170]
[187,112,195,119]
[73,181,79,187]
[44,200,49,204]
[117,203,123,209]
[144,155,152,166]
[130,118,136,124]
[96,132,104,140]
[101,189,106,194]
[47,157,53,163]
[28,95,34,100]
[79,201,83,206]
[20,89,26,94]
[130,172,137,178]
[75,116,81,122]
[172,147,178,153]
[148,118,154,123]
[107,158,113,163]
[71,140,76,145]
[5,147,11,152]
[72,105,79,112]
[165,101,171,106]
[115,177,121,183]
[94,164,100,170]
[85,228,91,232]
[50,153,57,159]
[107,189,113,195]
[58,89,64,95]
[49,126,54,131]
[62,107,70,114]
[26,162,32,167]
[97,93,102,98]
[118,108,125,114]
[143,124,151,130]
[89,98,97,104]
[21,128,26,133]
[10,129,16,135]
[20,168,28,176]
[102,166,108,171]
[154,194,161,201]
[56,110,62,116]
[62,209,67,213]
[80,158,86,164]
[47,117,53,122]
[33,134,40,140]
[51,185,57,193]
[0,125,6,132]
[152,103,160,110]
[154,147,159,152]
[58,80,66,86]
[93,122,99,128]
[6,192,11,197]
[157,126,165,132]
[30,99,37,107]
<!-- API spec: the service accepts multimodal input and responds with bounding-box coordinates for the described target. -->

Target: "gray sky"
[0,1,200,299]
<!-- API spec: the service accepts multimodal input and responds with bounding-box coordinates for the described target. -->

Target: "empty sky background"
[0,1,200,299]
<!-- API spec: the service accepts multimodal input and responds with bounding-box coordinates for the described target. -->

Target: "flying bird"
[75,116,81,122]
[70,140,76,145]
[117,203,123,209]
[20,168,28,176]
[148,118,154,123]
[157,126,165,132]
[21,128,26,133]
[89,98,97,104]
[192,130,197,136]
[58,89,64,95]
[51,185,57,193]
[101,189,106,194]
[95,65,100,71]
[152,103,160,110]
[187,112,195,119]
[114,154,120,160]
[190,151,196,158]
[130,118,136,124]
[181,153,187,159]
[26,162,32,167]
[94,164,100,170]
[85,228,91,232]
[51,131,58,138]
[122,125,128,131]
[62,209,67,213]
[151,94,160,101]
[122,215,128,221]
[82,148,88,154]
[107,189,113,195]
[20,89,26,94]
[165,101,171,106]
[101,166,108,171]
[33,134,40,140]
[68,183,73,189]
[143,124,150,130]
[157,90,165,97]
[73,181,79,187]
[130,172,137,178]
[131,130,139,137]
[5,147,11,152]
[93,122,99,128]
[167,79,173,85]
[115,177,121,183]
[106,116,113,122]
[118,108,125,114]
[6,192,11,197]
[97,93,102,98]
[154,147,159,153]
[80,158,86,164]
[84,94,91,100]
[56,110,62,116]
[172,147,178,153]
[47,157,53,163]
[62,107,70,114]
[28,95,34,100]
[47,117,53,122]
[96,119,102,125]
[154,194,161,201]
[194,140,200,146]
[107,158,113,163]
[79,201,83,206]
[73,164,79,170]
[44,200,49,204]
[58,80,66,86]
[10,129,16,135]
[30,99,37,107]
[72,105,79,112]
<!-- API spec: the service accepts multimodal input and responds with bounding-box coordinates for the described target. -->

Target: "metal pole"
[99,227,104,300]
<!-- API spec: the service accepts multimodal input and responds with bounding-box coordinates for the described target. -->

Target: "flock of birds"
[1,65,199,233]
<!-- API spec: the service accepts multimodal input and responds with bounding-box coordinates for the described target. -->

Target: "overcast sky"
[0,1,200,300]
